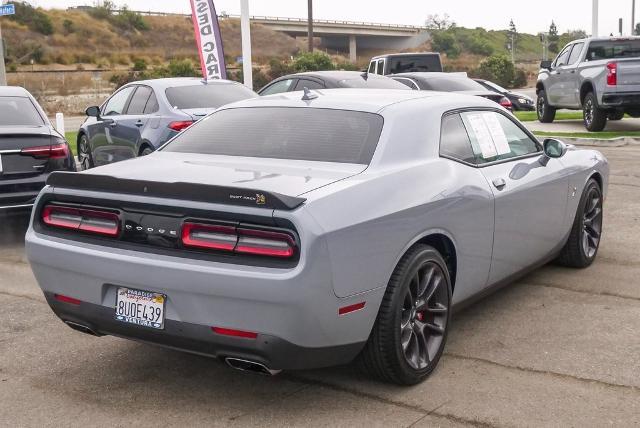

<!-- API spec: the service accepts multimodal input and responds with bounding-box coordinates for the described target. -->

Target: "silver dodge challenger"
[25,89,608,385]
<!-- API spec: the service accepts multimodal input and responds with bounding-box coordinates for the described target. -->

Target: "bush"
[466,39,494,56]
[431,31,461,58]
[9,2,54,35]
[62,19,75,35]
[228,68,271,90]
[268,58,295,79]
[512,68,528,88]
[292,51,335,72]
[474,55,515,88]
[133,58,148,71]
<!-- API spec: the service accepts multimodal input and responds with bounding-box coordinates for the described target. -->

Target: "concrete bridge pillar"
[349,35,357,63]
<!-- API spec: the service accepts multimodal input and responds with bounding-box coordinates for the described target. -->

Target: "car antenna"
[301,87,318,101]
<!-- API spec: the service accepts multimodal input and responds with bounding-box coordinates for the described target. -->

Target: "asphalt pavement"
[1,144,639,427]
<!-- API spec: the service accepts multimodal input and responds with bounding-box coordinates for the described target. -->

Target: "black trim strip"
[46,172,306,210]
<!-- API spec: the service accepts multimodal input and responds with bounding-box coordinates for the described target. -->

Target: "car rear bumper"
[26,228,384,370]
[601,91,640,106]
[44,292,365,370]
[0,175,45,209]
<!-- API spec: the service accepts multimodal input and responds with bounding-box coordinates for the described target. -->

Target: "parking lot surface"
[1,144,639,427]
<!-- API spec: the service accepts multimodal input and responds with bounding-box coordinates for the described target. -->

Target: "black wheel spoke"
[425,302,448,314]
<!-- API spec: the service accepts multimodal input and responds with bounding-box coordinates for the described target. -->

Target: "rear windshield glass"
[388,56,442,73]
[424,77,486,92]
[165,83,256,109]
[587,40,640,60]
[339,77,410,89]
[163,107,384,164]
[0,97,44,126]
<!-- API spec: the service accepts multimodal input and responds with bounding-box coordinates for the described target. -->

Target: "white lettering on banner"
[190,0,226,80]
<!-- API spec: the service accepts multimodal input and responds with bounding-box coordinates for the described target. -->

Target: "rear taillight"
[607,62,617,86]
[499,96,513,109]
[21,143,69,159]
[181,221,296,258]
[168,121,194,132]
[42,205,120,237]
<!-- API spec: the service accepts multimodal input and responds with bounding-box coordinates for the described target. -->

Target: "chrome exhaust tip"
[64,321,101,336]
[224,357,281,376]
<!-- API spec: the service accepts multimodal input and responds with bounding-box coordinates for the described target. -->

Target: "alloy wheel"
[78,136,92,170]
[584,99,594,127]
[582,186,603,258]
[400,261,449,370]
[537,97,545,119]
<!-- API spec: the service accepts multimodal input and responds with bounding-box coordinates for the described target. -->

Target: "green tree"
[425,14,455,31]
[431,31,461,58]
[475,55,515,87]
[548,21,559,53]
[9,2,54,35]
[292,51,334,72]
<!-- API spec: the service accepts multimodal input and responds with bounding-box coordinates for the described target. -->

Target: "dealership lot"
[1,143,639,427]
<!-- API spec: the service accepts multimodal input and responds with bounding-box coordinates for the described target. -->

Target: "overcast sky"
[28,0,635,36]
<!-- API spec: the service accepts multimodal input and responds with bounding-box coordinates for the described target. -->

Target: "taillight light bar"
[168,121,194,132]
[607,62,617,86]
[42,205,120,237]
[181,222,297,258]
[21,143,69,159]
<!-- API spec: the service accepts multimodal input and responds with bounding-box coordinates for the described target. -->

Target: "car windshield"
[587,40,640,60]
[0,96,44,126]
[338,77,409,89]
[163,107,384,164]
[483,80,507,93]
[165,83,256,109]
[425,77,486,92]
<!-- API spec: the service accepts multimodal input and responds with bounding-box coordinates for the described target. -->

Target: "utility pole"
[633,0,636,35]
[592,0,599,37]
[307,0,313,52]
[0,0,7,86]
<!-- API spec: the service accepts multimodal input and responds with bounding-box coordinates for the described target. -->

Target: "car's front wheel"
[77,134,94,171]
[556,178,603,268]
[537,90,556,123]
[358,245,452,385]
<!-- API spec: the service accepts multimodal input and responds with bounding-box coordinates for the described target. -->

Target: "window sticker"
[466,114,497,158]
[482,113,511,155]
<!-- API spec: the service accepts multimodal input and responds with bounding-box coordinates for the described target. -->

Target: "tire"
[140,146,154,156]
[537,90,556,123]
[608,110,624,121]
[357,245,452,385]
[77,134,94,170]
[556,179,603,268]
[583,92,607,132]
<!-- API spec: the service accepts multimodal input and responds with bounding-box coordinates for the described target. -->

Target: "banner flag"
[190,0,227,80]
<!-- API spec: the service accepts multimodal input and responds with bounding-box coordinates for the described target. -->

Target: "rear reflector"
[54,294,81,305]
[21,143,69,159]
[211,327,258,339]
[338,302,366,315]
[42,205,120,237]
[168,121,194,132]
[181,222,296,258]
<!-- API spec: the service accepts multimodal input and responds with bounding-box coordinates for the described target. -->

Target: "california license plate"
[115,287,166,329]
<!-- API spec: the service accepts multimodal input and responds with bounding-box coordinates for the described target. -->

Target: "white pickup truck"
[536,37,640,131]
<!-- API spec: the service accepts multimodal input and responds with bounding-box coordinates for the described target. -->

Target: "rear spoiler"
[46,172,306,211]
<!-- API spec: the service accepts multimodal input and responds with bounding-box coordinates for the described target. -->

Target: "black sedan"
[258,71,410,95]
[390,72,513,111]
[474,78,535,111]
[0,87,75,211]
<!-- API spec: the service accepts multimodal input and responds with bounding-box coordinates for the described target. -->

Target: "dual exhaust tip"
[225,357,281,376]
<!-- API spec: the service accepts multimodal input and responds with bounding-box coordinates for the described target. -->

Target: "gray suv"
[536,37,640,131]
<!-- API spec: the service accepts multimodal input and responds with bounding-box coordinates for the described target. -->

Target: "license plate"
[115,287,166,329]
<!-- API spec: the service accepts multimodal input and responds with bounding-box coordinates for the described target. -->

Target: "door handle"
[135,120,144,127]
[492,178,507,189]
[109,121,118,128]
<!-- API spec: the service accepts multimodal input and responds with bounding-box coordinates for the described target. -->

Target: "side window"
[144,90,159,114]
[368,61,376,73]
[567,42,584,65]
[102,86,135,116]
[553,45,573,68]
[376,59,385,75]
[392,77,420,90]
[440,113,475,163]
[260,79,295,95]
[460,111,540,164]
[294,79,324,90]
[126,86,152,115]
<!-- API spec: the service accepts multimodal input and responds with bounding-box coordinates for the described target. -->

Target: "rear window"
[0,97,44,126]
[388,55,442,73]
[165,83,256,109]
[163,107,384,164]
[423,77,486,92]
[587,40,640,60]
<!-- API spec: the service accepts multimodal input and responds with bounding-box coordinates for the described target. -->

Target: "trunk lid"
[615,58,640,86]
[178,107,217,121]
[78,152,367,198]
[0,126,52,179]
[455,90,504,103]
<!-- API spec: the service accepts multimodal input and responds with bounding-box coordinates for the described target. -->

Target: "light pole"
[240,0,252,89]
[633,0,636,35]
[592,0,599,37]
[0,0,7,86]
[307,0,313,52]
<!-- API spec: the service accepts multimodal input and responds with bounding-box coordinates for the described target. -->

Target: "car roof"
[371,52,439,60]
[0,86,33,97]
[277,70,393,84]
[224,88,495,114]
[391,72,468,81]
[124,77,245,89]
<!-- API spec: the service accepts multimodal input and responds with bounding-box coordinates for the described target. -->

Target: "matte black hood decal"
[47,172,306,210]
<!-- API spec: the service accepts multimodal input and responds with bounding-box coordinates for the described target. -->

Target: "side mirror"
[85,106,101,119]
[540,138,568,165]
[540,60,552,71]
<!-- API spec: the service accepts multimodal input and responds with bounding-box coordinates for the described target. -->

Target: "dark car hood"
[80,152,367,197]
